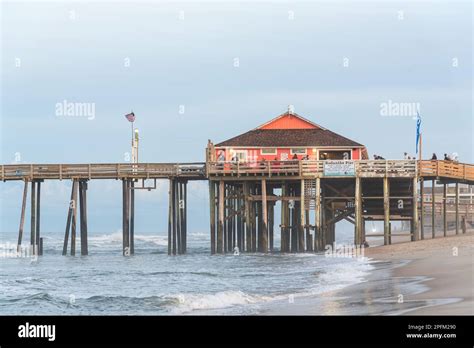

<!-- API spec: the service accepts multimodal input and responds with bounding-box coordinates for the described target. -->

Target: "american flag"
[125,112,135,122]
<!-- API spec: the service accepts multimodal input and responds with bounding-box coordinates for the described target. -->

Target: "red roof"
[215,111,365,149]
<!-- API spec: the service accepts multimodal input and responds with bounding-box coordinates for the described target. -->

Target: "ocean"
[0,229,384,315]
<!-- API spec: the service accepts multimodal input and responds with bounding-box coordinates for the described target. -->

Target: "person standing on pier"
[431,153,437,160]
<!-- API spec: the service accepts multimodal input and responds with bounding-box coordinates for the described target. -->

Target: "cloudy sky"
[1,0,472,236]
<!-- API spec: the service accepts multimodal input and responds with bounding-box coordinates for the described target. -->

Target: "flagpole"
[418,133,422,161]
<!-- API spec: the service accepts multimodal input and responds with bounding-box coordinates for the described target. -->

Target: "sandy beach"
[365,232,474,315]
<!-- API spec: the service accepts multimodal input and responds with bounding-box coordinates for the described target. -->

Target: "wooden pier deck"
[2,160,473,183]
[1,159,473,256]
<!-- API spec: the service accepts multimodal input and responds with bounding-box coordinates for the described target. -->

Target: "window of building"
[290,148,307,155]
[261,148,277,155]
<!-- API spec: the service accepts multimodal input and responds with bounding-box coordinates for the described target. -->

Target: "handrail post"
[237,162,240,177]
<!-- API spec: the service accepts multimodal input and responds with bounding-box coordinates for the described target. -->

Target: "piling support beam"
[412,177,419,241]
[299,180,305,252]
[244,182,251,252]
[79,181,88,256]
[355,177,362,246]
[455,183,459,234]
[431,179,435,238]
[420,178,424,239]
[36,181,42,255]
[383,177,390,245]
[261,179,268,253]
[30,181,36,253]
[122,179,130,256]
[314,178,321,252]
[130,179,135,255]
[62,181,75,255]
[70,179,78,256]
[443,183,447,237]
[217,180,224,254]
[209,181,216,254]
[17,180,28,253]
[168,179,173,255]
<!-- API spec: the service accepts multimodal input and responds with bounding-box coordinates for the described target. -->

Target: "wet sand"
[365,232,473,315]
[262,232,473,315]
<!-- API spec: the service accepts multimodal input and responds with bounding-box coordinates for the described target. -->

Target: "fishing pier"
[2,111,473,256]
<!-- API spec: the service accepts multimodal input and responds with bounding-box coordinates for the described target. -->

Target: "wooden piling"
[461,215,466,234]
[455,183,459,234]
[355,177,362,246]
[183,181,187,253]
[168,179,173,255]
[130,179,135,255]
[261,179,268,253]
[269,200,274,252]
[70,180,78,256]
[419,178,424,240]
[122,179,130,256]
[176,180,182,254]
[412,177,419,241]
[30,181,36,252]
[217,180,224,254]
[443,183,447,237]
[431,179,435,238]
[35,181,41,255]
[62,181,75,255]
[209,181,216,254]
[314,178,321,252]
[299,180,305,252]
[383,177,390,245]
[17,180,28,252]
[244,182,251,252]
[79,181,88,256]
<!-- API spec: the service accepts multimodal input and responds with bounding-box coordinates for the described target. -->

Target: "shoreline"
[261,232,473,315]
[364,232,473,315]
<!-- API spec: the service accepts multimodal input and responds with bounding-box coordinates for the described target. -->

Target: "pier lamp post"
[132,129,139,164]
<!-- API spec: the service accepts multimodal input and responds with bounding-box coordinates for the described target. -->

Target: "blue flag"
[415,112,421,154]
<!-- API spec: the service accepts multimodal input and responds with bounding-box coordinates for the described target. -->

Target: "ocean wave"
[167,290,273,314]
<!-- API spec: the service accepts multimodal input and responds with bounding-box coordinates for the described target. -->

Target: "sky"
[0,0,472,237]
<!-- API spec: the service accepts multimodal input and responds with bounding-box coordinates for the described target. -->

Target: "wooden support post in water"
[168,179,172,255]
[244,182,251,252]
[130,180,135,255]
[36,181,42,255]
[122,179,130,256]
[63,181,75,255]
[30,181,36,254]
[217,180,224,254]
[280,183,287,252]
[355,177,362,246]
[383,177,390,245]
[70,180,78,256]
[431,179,435,238]
[412,177,419,241]
[419,178,424,240]
[176,180,182,254]
[443,183,447,237]
[209,181,216,254]
[269,200,274,252]
[299,180,305,252]
[183,180,187,253]
[17,180,28,253]
[261,179,268,253]
[251,186,257,252]
[461,215,466,234]
[314,178,321,252]
[455,183,459,235]
[79,181,88,256]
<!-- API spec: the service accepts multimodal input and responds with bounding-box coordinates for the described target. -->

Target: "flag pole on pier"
[415,111,422,160]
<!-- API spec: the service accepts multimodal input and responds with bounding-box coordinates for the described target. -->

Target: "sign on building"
[323,160,355,176]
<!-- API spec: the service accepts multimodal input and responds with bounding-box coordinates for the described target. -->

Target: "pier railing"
[208,160,474,182]
[418,160,474,181]
[207,160,418,178]
[0,163,206,181]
